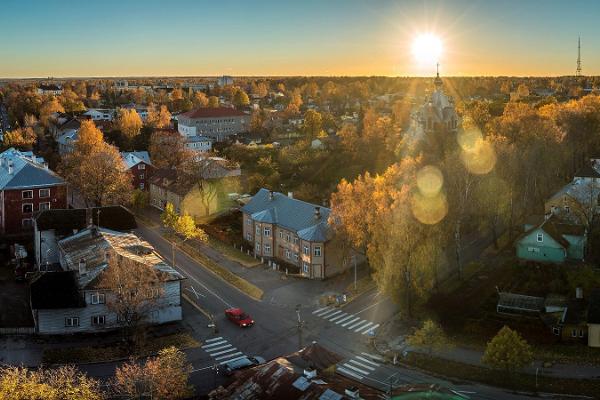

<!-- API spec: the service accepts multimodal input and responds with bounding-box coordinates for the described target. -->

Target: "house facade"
[241,189,348,280]
[30,227,183,334]
[184,135,213,154]
[0,149,67,235]
[83,108,115,121]
[177,107,248,141]
[515,215,586,263]
[121,151,153,190]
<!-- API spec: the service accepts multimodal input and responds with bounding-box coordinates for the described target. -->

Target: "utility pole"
[296,304,302,349]
[353,255,357,290]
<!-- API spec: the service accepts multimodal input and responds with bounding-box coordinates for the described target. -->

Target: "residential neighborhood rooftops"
[519,214,586,249]
[34,206,137,232]
[30,271,85,310]
[242,189,332,239]
[0,148,64,190]
[179,107,246,119]
[121,151,152,168]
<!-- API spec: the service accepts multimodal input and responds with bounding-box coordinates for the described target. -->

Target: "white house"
[83,108,115,122]
[184,135,213,153]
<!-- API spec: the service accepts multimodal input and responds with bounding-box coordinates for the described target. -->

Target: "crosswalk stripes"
[336,353,382,381]
[201,337,248,365]
[312,307,381,335]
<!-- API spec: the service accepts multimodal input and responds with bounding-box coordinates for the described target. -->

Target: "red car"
[225,308,254,327]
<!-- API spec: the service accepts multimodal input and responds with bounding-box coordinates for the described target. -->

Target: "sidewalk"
[136,207,360,309]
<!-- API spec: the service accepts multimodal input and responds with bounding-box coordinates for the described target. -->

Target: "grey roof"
[121,151,152,168]
[242,189,331,242]
[0,148,65,190]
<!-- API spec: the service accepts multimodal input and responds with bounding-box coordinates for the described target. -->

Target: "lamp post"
[296,304,302,349]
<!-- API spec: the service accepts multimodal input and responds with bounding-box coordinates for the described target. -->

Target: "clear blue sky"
[1,0,599,77]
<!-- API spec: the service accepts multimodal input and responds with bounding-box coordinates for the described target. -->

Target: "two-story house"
[241,189,348,280]
[30,227,183,334]
[177,107,248,142]
[121,151,154,190]
[0,149,67,235]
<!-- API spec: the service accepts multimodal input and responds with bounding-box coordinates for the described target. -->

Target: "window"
[263,227,271,237]
[565,206,570,214]
[552,327,560,336]
[39,202,50,211]
[22,203,33,213]
[303,245,309,255]
[286,234,290,242]
[264,244,271,254]
[91,315,106,326]
[256,242,260,252]
[279,231,283,239]
[39,188,50,198]
[579,329,585,338]
[256,226,261,235]
[22,219,33,228]
[90,292,105,304]
[294,253,299,262]
[314,246,322,257]
[147,287,160,298]
[247,218,252,226]
[22,190,33,199]
[65,317,79,327]
[139,183,144,190]
[285,249,291,259]
[246,233,252,241]
[303,262,310,274]
[293,237,299,245]
[537,233,543,242]
[139,164,145,170]
[571,329,577,338]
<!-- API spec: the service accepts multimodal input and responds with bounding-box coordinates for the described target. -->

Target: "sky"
[1,0,599,78]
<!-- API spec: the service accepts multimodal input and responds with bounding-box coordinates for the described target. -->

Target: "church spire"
[434,62,443,89]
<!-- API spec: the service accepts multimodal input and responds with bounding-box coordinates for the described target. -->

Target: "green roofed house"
[241,189,354,279]
[516,214,586,263]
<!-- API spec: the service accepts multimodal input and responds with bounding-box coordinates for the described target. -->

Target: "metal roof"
[121,151,152,168]
[0,148,65,190]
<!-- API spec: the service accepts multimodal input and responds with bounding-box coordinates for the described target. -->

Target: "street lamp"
[296,304,302,348]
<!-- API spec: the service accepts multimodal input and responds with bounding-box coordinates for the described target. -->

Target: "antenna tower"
[576,36,582,77]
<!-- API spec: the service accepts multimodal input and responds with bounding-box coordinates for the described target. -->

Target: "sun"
[411,33,443,64]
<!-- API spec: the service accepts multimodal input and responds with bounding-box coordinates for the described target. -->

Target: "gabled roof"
[180,107,246,119]
[242,189,331,241]
[30,271,85,309]
[518,214,585,249]
[574,163,600,179]
[0,148,65,190]
[34,206,137,232]
[121,151,152,168]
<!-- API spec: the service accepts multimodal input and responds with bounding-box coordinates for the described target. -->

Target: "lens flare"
[460,139,497,175]
[411,191,448,225]
[457,128,482,152]
[416,165,444,198]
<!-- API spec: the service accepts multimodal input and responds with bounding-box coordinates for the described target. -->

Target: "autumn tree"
[39,97,65,127]
[146,104,172,129]
[303,109,322,138]
[406,319,450,355]
[117,108,143,141]
[161,203,207,267]
[192,91,209,108]
[482,326,533,376]
[148,129,192,169]
[207,96,219,108]
[233,88,250,108]
[112,346,193,400]
[0,365,102,400]
[2,127,36,150]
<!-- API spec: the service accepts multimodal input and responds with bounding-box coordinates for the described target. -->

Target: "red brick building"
[121,151,154,191]
[0,149,67,235]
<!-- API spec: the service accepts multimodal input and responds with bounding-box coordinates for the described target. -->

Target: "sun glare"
[411,33,443,64]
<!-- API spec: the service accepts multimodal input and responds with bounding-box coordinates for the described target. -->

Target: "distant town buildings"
[37,84,63,96]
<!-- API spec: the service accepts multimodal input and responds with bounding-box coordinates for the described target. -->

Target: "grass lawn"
[42,332,200,365]
[206,236,260,268]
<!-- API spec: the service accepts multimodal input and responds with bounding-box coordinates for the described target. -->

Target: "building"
[121,151,153,190]
[184,135,213,154]
[149,158,241,219]
[217,75,234,87]
[515,214,586,263]
[50,117,80,141]
[57,129,78,155]
[37,84,63,96]
[177,107,249,141]
[241,189,351,279]
[82,108,115,121]
[33,206,137,268]
[0,149,67,235]
[544,175,600,226]
[30,227,183,334]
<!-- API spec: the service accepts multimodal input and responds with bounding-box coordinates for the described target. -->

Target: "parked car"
[225,308,254,327]
[223,356,265,376]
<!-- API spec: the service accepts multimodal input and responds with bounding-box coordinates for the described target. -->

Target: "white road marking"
[210,347,238,357]
[336,366,364,380]
[328,312,348,322]
[215,351,243,361]
[312,306,330,314]
[347,319,368,330]
[204,337,223,343]
[204,344,232,352]
[201,340,227,349]
[220,355,247,365]
[355,321,375,333]
[341,317,361,327]
[336,314,356,324]
[355,356,380,367]
[362,323,380,335]
[349,359,375,371]
[322,310,343,320]
[361,352,383,361]
[342,363,370,376]
[320,309,341,318]
[315,307,336,317]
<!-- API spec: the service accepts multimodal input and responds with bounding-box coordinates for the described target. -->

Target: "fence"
[0,327,35,335]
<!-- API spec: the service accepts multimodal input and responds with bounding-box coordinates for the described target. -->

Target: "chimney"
[269,190,274,201]
[7,163,13,175]
[303,368,317,379]
[345,387,360,399]
[288,192,293,199]
[314,206,321,220]
[78,258,87,275]
[576,287,583,299]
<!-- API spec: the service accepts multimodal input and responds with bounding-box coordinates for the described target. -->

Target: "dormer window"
[537,233,543,242]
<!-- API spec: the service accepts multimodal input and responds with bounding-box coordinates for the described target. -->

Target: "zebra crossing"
[312,306,381,335]
[336,352,383,381]
[201,337,247,365]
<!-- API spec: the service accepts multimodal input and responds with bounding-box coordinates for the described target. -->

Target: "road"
[116,223,543,399]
